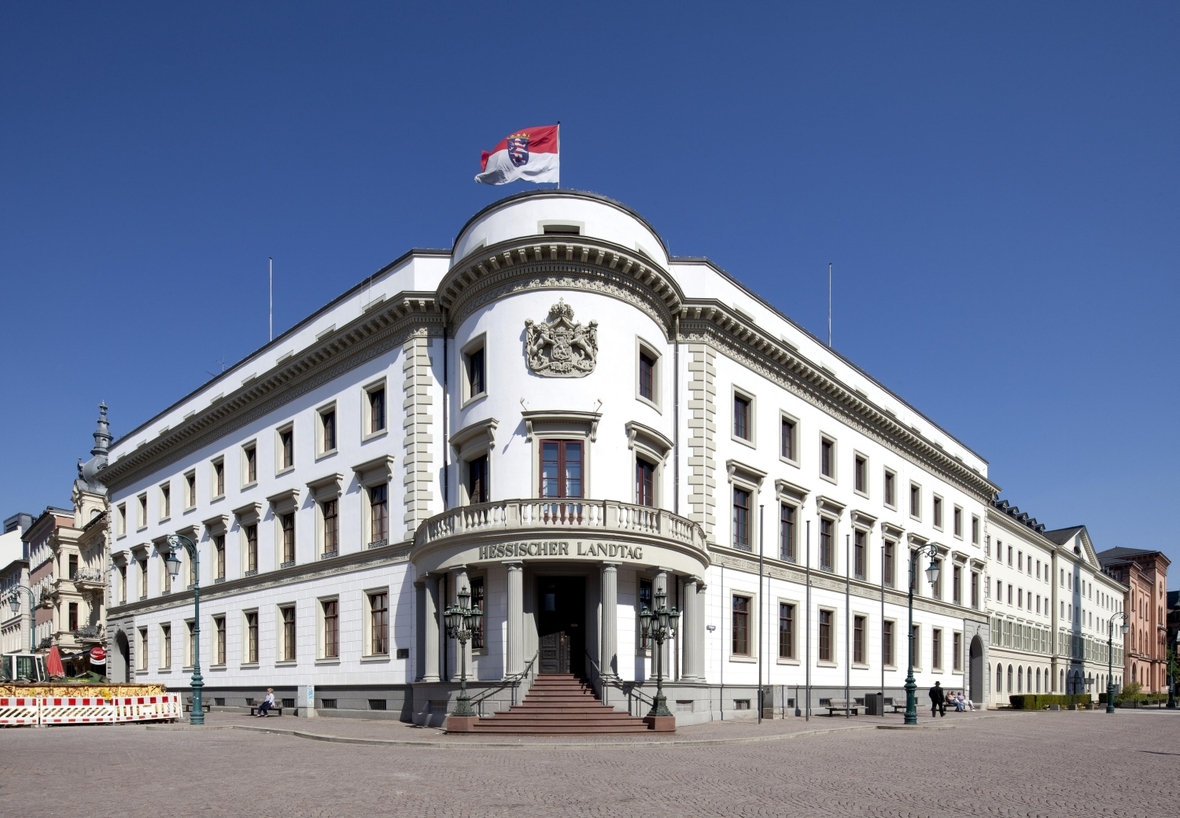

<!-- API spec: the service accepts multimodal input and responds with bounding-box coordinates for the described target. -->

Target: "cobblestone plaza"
[2,711,1177,817]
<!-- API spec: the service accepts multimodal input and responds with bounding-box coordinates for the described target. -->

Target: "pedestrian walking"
[928,681,945,717]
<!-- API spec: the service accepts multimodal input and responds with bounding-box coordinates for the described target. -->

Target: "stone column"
[655,569,670,685]
[421,574,441,682]
[506,562,523,677]
[682,576,704,681]
[600,562,619,679]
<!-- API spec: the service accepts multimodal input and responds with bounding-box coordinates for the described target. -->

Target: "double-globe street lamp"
[1105,610,1130,715]
[904,542,941,726]
[164,533,204,725]
[6,586,38,653]
[639,586,680,720]
[443,584,483,719]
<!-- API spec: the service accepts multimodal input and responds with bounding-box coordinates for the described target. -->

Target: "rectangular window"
[732,595,750,656]
[820,437,835,479]
[778,602,795,659]
[1007,585,1012,605]
[468,455,490,505]
[883,541,895,588]
[214,615,226,665]
[911,624,921,668]
[138,493,148,528]
[779,503,796,562]
[971,516,980,545]
[118,564,127,604]
[139,627,150,671]
[186,620,196,667]
[280,512,296,567]
[1008,545,1013,566]
[733,487,751,551]
[884,470,896,508]
[854,454,867,494]
[245,611,259,663]
[212,458,225,498]
[853,615,866,665]
[322,499,339,556]
[953,564,962,605]
[117,503,127,536]
[243,443,257,486]
[369,484,389,545]
[464,344,486,401]
[470,576,485,651]
[953,632,962,671]
[819,518,834,571]
[366,382,387,436]
[279,426,294,471]
[319,407,337,455]
[244,524,258,575]
[853,530,866,580]
[139,557,149,599]
[933,496,943,529]
[161,623,172,669]
[733,394,752,441]
[819,610,833,662]
[322,599,339,659]
[185,471,197,508]
[214,534,226,581]
[636,457,656,508]
[909,483,921,518]
[932,628,942,670]
[539,440,583,499]
[638,349,656,402]
[931,559,943,599]
[882,620,895,667]
[159,483,171,520]
[280,605,296,662]
[369,592,389,656]
[780,415,796,461]
[68,602,78,631]
[953,506,963,538]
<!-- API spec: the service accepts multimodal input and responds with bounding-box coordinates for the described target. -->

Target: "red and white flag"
[475,124,560,185]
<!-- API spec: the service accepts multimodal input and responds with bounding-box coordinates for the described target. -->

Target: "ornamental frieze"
[524,300,598,378]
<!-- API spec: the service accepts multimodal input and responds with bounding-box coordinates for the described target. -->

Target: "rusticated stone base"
[445,715,479,733]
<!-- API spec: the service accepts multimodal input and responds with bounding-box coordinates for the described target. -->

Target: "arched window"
[1017,666,1023,693]
[1035,667,1041,693]
[1059,669,1065,691]
[996,664,1003,696]
[1007,666,1013,694]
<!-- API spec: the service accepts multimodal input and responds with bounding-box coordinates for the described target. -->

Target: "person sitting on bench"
[256,688,275,717]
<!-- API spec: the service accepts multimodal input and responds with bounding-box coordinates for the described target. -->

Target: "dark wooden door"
[539,631,570,674]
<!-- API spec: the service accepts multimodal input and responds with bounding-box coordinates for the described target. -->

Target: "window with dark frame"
[932,628,942,670]
[470,576,485,650]
[281,605,296,661]
[778,602,795,659]
[186,472,197,507]
[910,483,920,518]
[854,455,866,493]
[953,632,962,671]
[369,484,389,544]
[139,558,148,599]
[733,487,752,551]
[321,409,336,453]
[884,541,895,588]
[780,416,796,460]
[953,507,962,538]
[214,534,225,580]
[971,572,979,609]
[779,503,796,562]
[244,444,257,485]
[140,627,150,670]
[638,350,656,402]
[322,499,339,555]
[245,611,259,663]
[540,440,583,500]
[953,564,962,605]
[884,470,896,507]
[214,616,226,665]
[819,518,834,571]
[733,394,751,441]
[322,599,339,659]
[636,457,656,508]
[468,455,490,504]
[882,620,894,666]
[245,524,258,575]
[161,623,171,669]
[368,385,386,434]
[280,513,296,566]
[911,624,921,667]
[187,621,196,667]
[732,595,750,655]
[854,615,866,664]
[369,592,389,655]
[819,610,833,662]
[280,428,294,470]
[933,496,943,528]
[971,516,980,545]
[466,346,486,398]
[213,459,225,497]
[160,484,170,519]
[68,602,78,631]
[820,438,834,478]
[854,529,866,580]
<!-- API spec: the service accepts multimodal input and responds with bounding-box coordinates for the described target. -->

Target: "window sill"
[211,495,225,504]
[315,449,338,462]
[158,669,172,674]
[635,395,662,414]
[730,434,756,450]
[776,658,800,666]
[315,658,341,666]
[275,660,297,667]
[729,654,757,664]
[209,664,227,671]
[460,392,487,411]
[361,429,389,443]
[158,516,171,525]
[853,489,869,500]
[852,663,870,670]
[778,455,799,468]
[117,533,127,540]
[817,661,838,668]
[240,662,260,669]
[276,466,295,478]
[819,473,837,485]
[241,482,257,492]
[360,655,391,663]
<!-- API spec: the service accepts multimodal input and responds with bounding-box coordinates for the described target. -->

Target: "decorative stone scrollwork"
[524,300,598,378]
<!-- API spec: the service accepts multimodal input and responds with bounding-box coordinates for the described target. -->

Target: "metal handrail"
[471,650,540,716]
[600,676,658,717]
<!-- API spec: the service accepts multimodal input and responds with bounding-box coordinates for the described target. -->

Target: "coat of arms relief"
[524,300,598,378]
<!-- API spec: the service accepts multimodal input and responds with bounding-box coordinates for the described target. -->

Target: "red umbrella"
[46,645,65,677]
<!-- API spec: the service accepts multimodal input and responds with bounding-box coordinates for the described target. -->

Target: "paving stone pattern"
[2,710,1177,817]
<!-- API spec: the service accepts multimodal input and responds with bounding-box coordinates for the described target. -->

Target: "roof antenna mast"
[827,262,832,348]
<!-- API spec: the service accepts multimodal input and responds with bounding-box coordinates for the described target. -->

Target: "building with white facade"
[100,190,1096,724]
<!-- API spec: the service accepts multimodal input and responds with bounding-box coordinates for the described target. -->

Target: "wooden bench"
[825,698,859,716]
[247,698,284,717]
[885,698,907,714]
[183,699,212,714]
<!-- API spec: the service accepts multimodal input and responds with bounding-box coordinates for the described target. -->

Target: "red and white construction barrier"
[0,692,180,726]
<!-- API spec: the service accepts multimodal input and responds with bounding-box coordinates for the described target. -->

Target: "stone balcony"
[72,569,106,592]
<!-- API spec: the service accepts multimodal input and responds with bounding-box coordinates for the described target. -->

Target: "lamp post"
[164,533,203,726]
[443,584,482,721]
[639,585,680,722]
[904,543,941,726]
[1105,610,1129,715]
[6,587,38,653]
[1166,631,1178,710]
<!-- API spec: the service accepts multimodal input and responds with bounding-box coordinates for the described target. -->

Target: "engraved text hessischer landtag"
[524,300,598,378]
[476,541,644,561]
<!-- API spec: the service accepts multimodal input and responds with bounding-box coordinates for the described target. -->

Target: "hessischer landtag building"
[100,190,1118,726]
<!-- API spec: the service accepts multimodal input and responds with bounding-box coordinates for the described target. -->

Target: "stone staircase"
[471,673,650,734]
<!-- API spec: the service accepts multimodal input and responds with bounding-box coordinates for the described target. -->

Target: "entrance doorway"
[969,635,983,704]
[537,576,585,676]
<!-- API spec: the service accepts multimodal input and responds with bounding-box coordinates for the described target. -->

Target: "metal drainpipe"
[805,520,811,721]
[845,533,850,719]
[442,317,449,508]
[672,316,679,517]
[719,562,724,721]
[758,504,764,725]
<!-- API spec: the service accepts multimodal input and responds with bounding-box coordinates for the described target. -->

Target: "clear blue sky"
[2,2,1177,570]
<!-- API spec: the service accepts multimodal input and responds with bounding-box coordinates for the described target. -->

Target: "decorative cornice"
[306,472,344,502]
[774,478,810,505]
[449,417,499,457]
[232,502,263,525]
[850,509,879,530]
[815,494,846,517]
[97,294,443,493]
[266,488,300,515]
[522,409,601,443]
[201,514,229,537]
[625,420,673,459]
[726,458,767,487]
[353,454,395,488]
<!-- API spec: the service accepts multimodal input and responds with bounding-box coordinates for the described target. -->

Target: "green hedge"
[1097,692,1169,706]
[1008,694,1092,709]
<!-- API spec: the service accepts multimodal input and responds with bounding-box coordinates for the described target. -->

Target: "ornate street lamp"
[1105,610,1130,715]
[443,584,482,720]
[6,587,38,653]
[904,543,941,726]
[165,533,204,726]
[639,586,680,722]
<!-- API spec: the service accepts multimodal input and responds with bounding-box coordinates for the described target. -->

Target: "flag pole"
[556,121,561,189]
[269,257,273,342]
[827,262,832,348]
